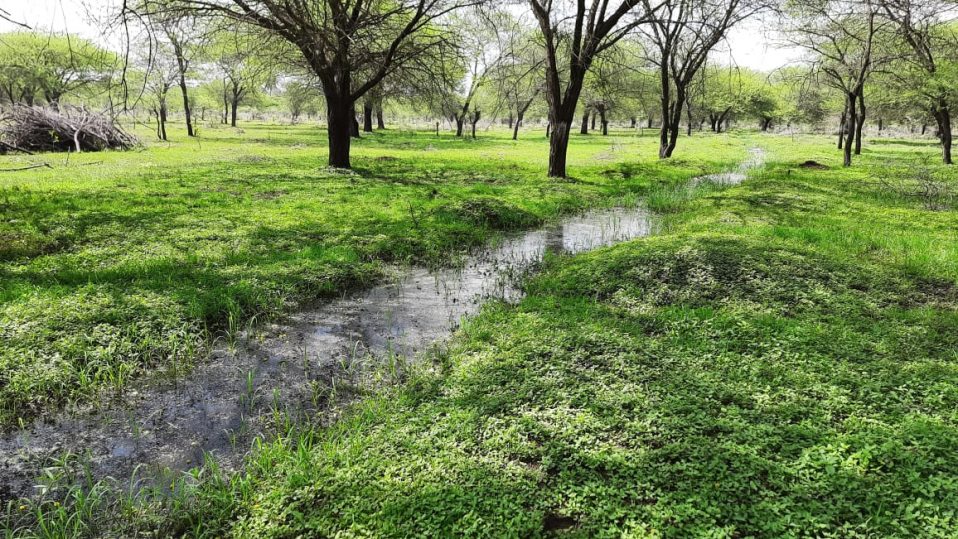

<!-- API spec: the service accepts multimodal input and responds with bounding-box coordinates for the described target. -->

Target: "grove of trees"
[1,0,956,171]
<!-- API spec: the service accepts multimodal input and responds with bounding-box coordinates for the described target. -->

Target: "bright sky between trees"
[2,0,805,71]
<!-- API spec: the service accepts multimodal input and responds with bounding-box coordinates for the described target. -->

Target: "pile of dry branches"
[0,106,137,153]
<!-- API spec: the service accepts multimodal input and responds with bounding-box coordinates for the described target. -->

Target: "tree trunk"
[230,96,239,127]
[455,116,464,137]
[470,110,480,139]
[327,98,353,168]
[159,102,168,141]
[508,113,514,129]
[854,92,865,155]
[600,109,608,135]
[685,99,693,136]
[838,107,847,149]
[580,112,590,134]
[877,118,883,133]
[363,104,374,133]
[934,103,953,164]
[178,75,194,136]
[630,116,636,128]
[513,112,523,140]
[376,106,385,129]
[647,115,653,129]
[549,120,571,177]
[843,94,856,167]
[591,114,596,130]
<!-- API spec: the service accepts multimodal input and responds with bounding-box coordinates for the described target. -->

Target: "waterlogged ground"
[1,145,762,500]
[0,125,747,427]
[0,127,751,501]
[10,132,957,538]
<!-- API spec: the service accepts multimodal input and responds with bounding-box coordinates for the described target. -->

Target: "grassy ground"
[88,134,955,538]
[0,123,744,426]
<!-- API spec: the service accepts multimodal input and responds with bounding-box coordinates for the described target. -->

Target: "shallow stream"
[0,149,764,500]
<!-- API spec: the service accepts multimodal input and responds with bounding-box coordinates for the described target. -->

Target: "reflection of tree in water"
[545,225,566,254]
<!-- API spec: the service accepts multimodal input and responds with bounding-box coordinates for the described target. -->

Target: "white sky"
[1,0,806,71]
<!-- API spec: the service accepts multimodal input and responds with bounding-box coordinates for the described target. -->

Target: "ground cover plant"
[73,133,955,538]
[0,124,745,427]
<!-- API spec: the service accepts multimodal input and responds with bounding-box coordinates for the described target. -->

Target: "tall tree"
[210,30,276,127]
[147,0,476,168]
[878,0,956,164]
[640,0,763,158]
[786,0,892,166]
[528,0,659,177]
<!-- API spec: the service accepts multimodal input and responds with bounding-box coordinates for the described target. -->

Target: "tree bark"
[513,112,523,140]
[363,104,374,133]
[600,108,608,136]
[549,120,571,177]
[470,110,480,139]
[854,92,865,155]
[455,116,465,137]
[376,106,385,129]
[230,96,239,127]
[326,99,353,168]
[843,94,857,167]
[838,107,847,150]
[580,112,590,134]
[934,103,953,164]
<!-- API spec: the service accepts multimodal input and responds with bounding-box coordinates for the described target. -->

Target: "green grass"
[0,123,745,426]
[65,133,955,538]
[6,129,958,537]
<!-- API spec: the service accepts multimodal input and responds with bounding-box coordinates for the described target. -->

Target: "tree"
[147,0,476,169]
[640,0,764,159]
[138,41,180,140]
[0,32,115,108]
[145,10,207,137]
[284,79,324,123]
[878,0,957,164]
[528,0,658,177]
[209,30,276,127]
[489,18,544,140]
[785,0,894,166]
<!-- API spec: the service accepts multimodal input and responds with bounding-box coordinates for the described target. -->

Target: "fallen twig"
[0,163,53,172]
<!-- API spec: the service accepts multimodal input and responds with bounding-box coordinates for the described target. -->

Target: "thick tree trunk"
[376,106,385,129]
[580,112,590,134]
[363,104,374,133]
[327,98,353,168]
[600,109,608,135]
[455,117,465,137]
[630,116,636,128]
[549,120,571,177]
[591,114,596,130]
[647,115,653,129]
[854,92,865,155]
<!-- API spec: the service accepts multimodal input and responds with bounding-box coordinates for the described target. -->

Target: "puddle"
[0,149,764,501]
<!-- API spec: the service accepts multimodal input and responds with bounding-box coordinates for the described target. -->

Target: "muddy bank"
[0,149,763,501]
